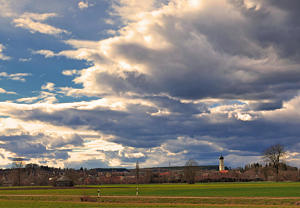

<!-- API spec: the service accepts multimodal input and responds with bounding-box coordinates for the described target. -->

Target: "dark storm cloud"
[75,0,297,110]
[54,150,69,160]
[229,0,300,59]
[15,107,179,148]
[0,140,47,157]
[161,137,224,161]
[268,0,300,21]
[50,134,84,148]
[6,99,300,157]
[0,139,70,160]
[101,18,300,105]
[0,134,40,142]
[0,132,83,159]
[249,100,283,111]
[140,95,208,115]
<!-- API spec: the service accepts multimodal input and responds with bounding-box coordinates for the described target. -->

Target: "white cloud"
[263,95,300,123]
[0,44,11,61]
[78,1,89,10]
[33,50,56,58]
[104,19,115,25]
[0,72,31,82]
[106,29,117,35]
[41,82,55,91]
[19,57,32,62]
[111,0,157,22]
[0,88,16,95]
[17,91,57,104]
[62,69,79,76]
[13,12,69,35]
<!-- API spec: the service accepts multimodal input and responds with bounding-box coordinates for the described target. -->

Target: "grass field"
[1,182,300,207]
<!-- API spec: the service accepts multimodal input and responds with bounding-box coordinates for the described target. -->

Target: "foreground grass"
[0,195,299,205]
[1,182,300,207]
[0,200,298,208]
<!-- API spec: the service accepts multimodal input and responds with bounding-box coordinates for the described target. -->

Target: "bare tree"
[263,144,286,181]
[12,158,25,186]
[184,159,198,184]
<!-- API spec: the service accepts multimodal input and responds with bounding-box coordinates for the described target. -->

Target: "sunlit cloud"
[0,72,31,82]
[13,12,69,35]
[0,88,16,95]
[78,1,89,10]
[62,69,79,76]
[33,49,56,58]
[17,91,57,104]
[41,82,55,91]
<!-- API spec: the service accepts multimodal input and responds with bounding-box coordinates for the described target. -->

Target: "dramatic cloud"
[1,0,300,168]
[13,12,69,35]
[1,91,300,168]
[0,114,103,167]
[46,0,300,107]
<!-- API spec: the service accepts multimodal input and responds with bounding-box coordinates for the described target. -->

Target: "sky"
[0,0,300,169]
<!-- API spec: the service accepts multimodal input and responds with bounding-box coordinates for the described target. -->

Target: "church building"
[219,155,225,171]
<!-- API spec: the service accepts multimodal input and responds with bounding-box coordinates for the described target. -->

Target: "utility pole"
[168,162,171,183]
[136,161,139,196]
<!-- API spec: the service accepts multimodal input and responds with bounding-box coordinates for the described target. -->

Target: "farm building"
[55,175,74,187]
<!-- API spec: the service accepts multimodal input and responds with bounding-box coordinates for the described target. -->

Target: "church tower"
[219,155,224,171]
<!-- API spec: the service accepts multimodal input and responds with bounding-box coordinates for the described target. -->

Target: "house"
[55,175,74,187]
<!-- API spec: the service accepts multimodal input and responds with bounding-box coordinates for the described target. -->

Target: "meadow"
[1,182,300,207]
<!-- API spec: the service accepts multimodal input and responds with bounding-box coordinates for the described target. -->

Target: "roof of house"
[57,175,72,182]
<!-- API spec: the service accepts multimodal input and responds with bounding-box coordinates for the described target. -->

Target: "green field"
[1,182,300,207]
[1,182,300,197]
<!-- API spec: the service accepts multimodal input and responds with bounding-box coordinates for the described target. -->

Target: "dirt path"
[77,202,299,207]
